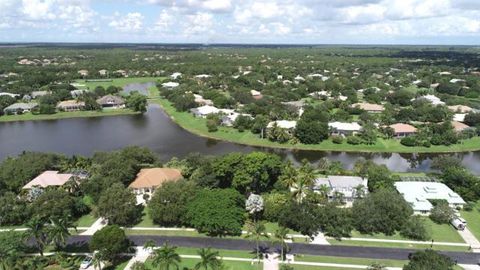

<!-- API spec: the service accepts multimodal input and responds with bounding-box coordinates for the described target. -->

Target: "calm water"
[1,104,480,173]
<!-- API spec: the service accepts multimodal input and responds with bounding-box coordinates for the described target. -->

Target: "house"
[57,100,85,112]
[394,181,466,214]
[193,94,213,106]
[194,74,211,79]
[251,90,263,100]
[70,89,88,98]
[453,114,466,123]
[351,102,385,113]
[96,95,125,108]
[31,91,50,99]
[415,95,445,106]
[78,70,89,77]
[294,75,305,82]
[3,102,38,115]
[282,100,305,116]
[114,70,128,77]
[314,175,368,205]
[221,112,252,127]
[129,168,182,196]
[389,123,417,138]
[170,72,182,80]
[22,171,74,189]
[190,105,220,118]
[448,105,473,114]
[328,122,362,136]
[98,69,108,76]
[309,91,330,98]
[0,92,19,98]
[451,121,471,133]
[267,120,297,130]
[161,82,180,89]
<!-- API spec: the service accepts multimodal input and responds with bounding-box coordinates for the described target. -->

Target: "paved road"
[67,235,480,264]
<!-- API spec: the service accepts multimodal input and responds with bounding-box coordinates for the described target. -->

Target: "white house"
[0,92,19,98]
[314,176,368,205]
[328,122,362,136]
[394,181,466,215]
[221,112,252,127]
[415,95,445,106]
[161,82,180,89]
[190,105,219,118]
[170,72,182,80]
[267,120,297,130]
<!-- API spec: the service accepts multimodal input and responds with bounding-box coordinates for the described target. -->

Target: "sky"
[0,0,480,45]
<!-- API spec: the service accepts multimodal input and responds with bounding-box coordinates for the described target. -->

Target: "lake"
[1,104,480,173]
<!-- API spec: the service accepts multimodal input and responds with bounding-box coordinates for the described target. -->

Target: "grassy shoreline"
[0,109,139,123]
[151,98,480,154]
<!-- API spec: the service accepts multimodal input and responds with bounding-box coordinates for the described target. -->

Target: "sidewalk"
[458,228,480,253]
[124,247,152,270]
[81,218,107,236]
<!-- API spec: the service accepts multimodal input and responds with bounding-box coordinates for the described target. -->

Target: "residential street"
[66,235,480,264]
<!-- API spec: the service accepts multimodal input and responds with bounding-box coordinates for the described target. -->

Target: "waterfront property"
[22,170,74,189]
[96,95,125,108]
[3,102,38,115]
[314,175,368,205]
[389,123,417,138]
[57,100,85,112]
[328,122,362,136]
[394,181,466,214]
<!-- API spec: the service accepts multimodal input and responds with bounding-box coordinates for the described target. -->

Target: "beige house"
[389,123,417,138]
[23,171,74,189]
[57,100,85,112]
[129,168,182,195]
[351,102,385,113]
[451,121,471,133]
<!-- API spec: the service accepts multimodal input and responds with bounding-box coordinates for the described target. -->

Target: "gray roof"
[4,102,38,111]
[315,175,365,189]
[96,95,125,106]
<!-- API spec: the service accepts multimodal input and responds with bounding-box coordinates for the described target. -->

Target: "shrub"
[400,216,430,241]
[206,119,218,132]
[346,136,362,145]
[400,136,416,147]
[429,201,454,224]
[332,136,343,144]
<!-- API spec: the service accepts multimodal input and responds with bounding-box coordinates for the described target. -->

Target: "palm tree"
[279,162,297,189]
[273,226,290,261]
[151,242,181,270]
[63,178,81,195]
[48,217,74,250]
[317,184,330,202]
[244,220,269,267]
[143,239,156,252]
[92,251,105,270]
[24,217,48,256]
[194,248,222,270]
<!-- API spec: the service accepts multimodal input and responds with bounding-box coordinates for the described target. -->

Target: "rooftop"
[129,168,182,189]
[23,171,73,189]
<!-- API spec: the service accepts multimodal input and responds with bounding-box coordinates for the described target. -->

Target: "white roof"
[416,95,445,105]
[251,90,261,96]
[267,120,297,129]
[0,92,19,98]
[338,95,348,101]
[395,181,466,212]
[191,105,219,115]
[194,74,211,79]
[453,113,466,122]
[161,82,179,88]
[294,75,305,81]
[309,91,330,97]
[328,121,362,132]
[170,72,182,79]
[450,79,465,83]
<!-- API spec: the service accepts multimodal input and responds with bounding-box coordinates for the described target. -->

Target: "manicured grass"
[74,213,97,227]
[125,229,203,237]
[152,97,480,153]
[298,254,407,267]
[76,77,164,90]
[460,201,480,240]
[328,239,469,252]
[0,109,139,123]
[349,218,464,243]
[135,208,156,227]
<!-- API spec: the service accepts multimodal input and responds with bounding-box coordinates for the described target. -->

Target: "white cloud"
[183,12,214,35]
[109,12,144,32]
[22,0,56,20]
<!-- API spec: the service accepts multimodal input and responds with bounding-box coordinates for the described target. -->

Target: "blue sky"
[0,0,479,44]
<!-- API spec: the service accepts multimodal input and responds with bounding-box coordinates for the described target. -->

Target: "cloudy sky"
[1,0,479,44]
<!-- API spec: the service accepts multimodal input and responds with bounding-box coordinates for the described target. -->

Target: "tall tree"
[48,216,75,250]
[403,249,454,270]
[151,242,181,270]
[194,248,222,270]
[273,226,290,261]
[97,183,141,226]
[244,220,269,266]
[24,218,48,256]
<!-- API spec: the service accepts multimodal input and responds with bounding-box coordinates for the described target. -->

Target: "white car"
[80,257,92,269]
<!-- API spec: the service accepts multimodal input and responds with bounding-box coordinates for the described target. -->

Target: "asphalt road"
[67,235,480,264]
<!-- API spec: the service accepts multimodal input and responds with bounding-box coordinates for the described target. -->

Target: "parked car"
[80,257,92,269]
[451,217,467,230]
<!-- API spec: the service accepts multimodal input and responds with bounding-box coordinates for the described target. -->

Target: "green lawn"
[134,208,156,227]
[349,218,464,243]
[74,213,97,227]
[152,98,480,153]
[460,202,480,240]
[76,77,164,90]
